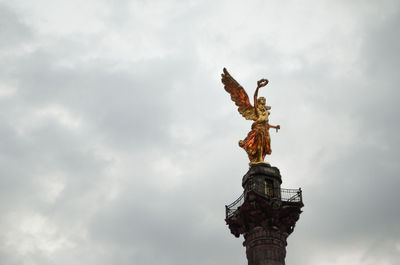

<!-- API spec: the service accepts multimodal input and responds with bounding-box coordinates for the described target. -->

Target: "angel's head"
[257,97,266,106]
[257,97,272,110]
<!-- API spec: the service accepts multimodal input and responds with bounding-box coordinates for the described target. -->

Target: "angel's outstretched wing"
[221,68,257,121]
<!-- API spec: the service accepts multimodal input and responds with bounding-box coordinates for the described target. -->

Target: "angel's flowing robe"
[239,120,271,163]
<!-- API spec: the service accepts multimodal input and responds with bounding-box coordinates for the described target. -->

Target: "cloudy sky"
[1,0,400,264]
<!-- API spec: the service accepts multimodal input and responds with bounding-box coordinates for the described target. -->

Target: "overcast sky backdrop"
[1,0,400,264]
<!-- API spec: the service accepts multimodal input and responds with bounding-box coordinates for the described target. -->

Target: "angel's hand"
[275,125,280,132]
[257,79,269,88]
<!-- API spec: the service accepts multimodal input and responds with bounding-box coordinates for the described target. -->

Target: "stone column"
[244,227,287,265]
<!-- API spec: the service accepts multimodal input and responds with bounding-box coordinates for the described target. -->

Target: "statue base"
[249,161,270,167]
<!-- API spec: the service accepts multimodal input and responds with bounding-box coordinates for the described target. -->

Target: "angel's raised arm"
[254,79,269,112]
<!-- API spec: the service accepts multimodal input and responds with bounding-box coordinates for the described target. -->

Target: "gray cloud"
[0,4,31,48]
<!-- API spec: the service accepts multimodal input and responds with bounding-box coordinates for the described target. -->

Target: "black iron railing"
[281,188,302,202]
[225,187,302,218]
[225,193,244,219]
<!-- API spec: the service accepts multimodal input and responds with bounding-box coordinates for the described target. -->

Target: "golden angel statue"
[221,68,280,164]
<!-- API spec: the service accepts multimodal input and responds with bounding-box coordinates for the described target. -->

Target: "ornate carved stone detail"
[226,189,303,237]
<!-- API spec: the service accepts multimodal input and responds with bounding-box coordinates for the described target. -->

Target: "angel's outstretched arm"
[269,125,281,132]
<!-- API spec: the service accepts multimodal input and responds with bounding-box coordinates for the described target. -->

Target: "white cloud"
[4,213,74,257]
[0,83,17,98]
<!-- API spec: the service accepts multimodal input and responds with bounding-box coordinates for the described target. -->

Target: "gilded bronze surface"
[221,68,280,164]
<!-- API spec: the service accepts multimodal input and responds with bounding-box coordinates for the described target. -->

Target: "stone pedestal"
[225,164,303,265]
